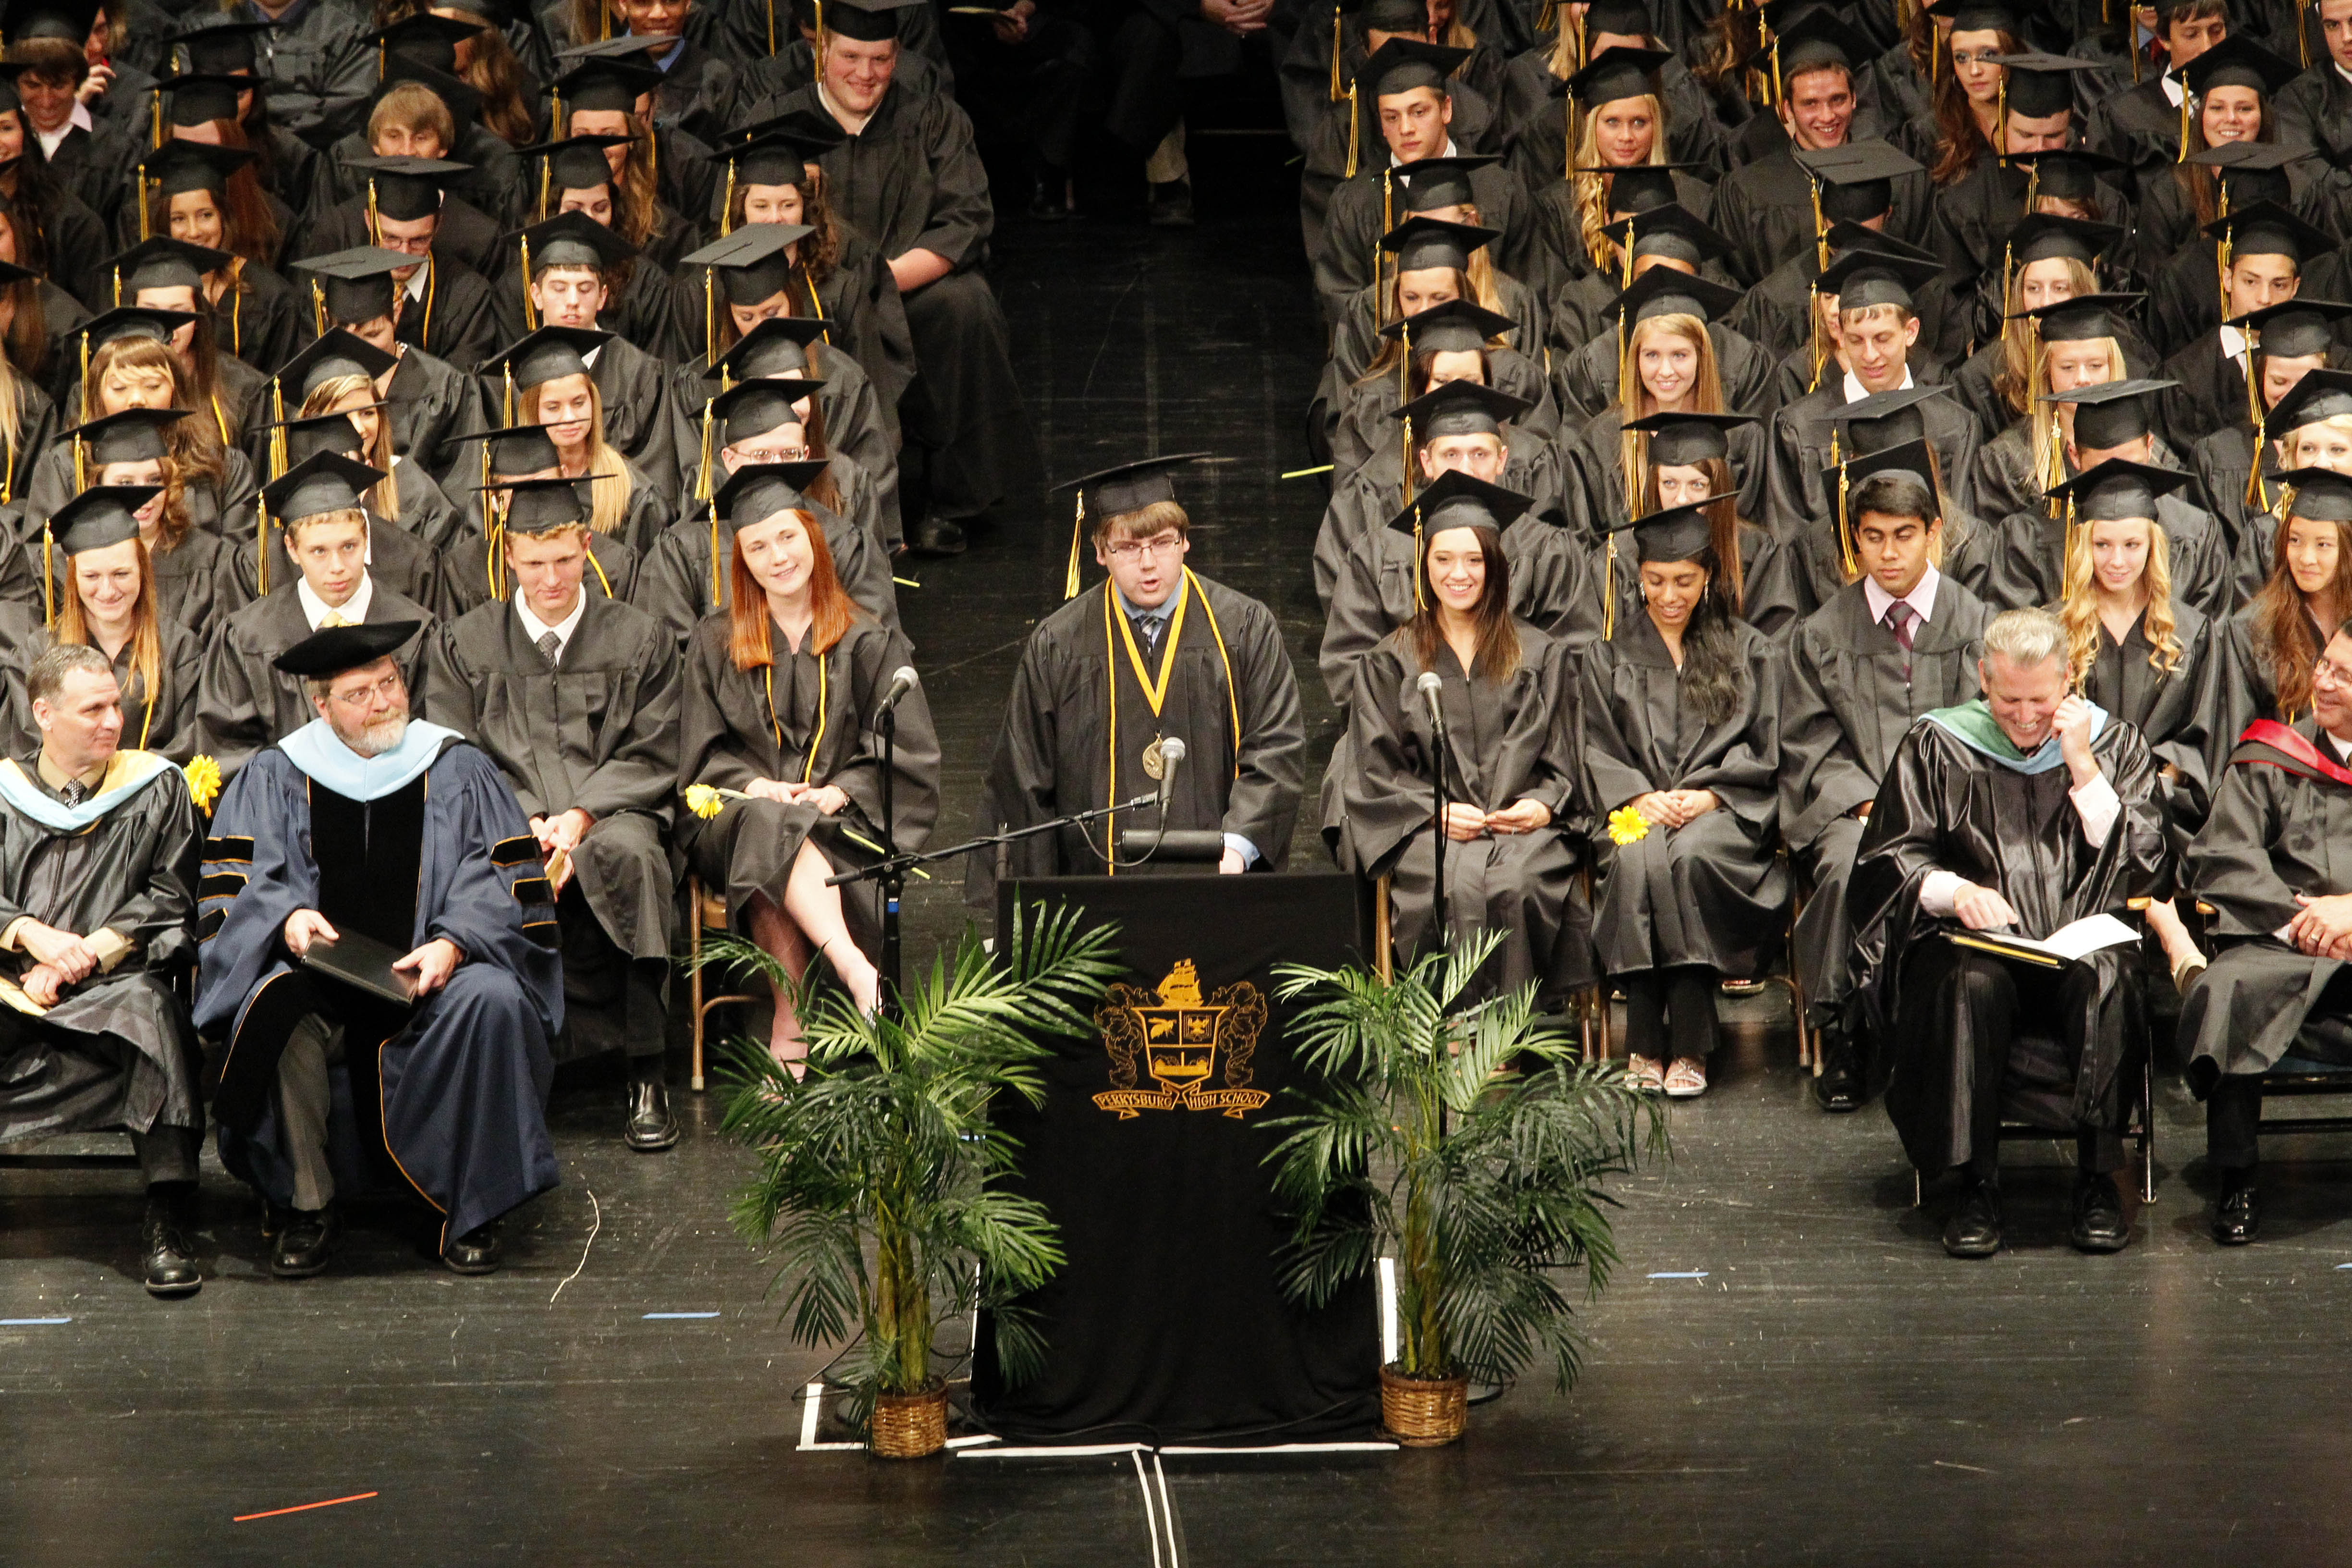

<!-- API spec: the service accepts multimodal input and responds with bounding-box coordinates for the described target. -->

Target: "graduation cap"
[263,410,380,467]
[363,11,483,71]
[0,248,44,292]
[1826,383,1951,452]
[1564,45,1670,108]
[159,72,245,128]
[1606,498,1714,563]
[1388,379,1528,439]
[2279,467,2352,521]
[706,314,829,381]
[2180,35,2299,98]
[2203,200,2334,266]
[1985,52,2096,119]
[1379,215,1495,275]
[723,107,848,162]
[294,246,412,326]
[1578,0,1655,32]
[714,378,823,442]
[2010,291,2142,343]
[2040,377,2176,450]
[1822,220,1939,267]
[2006,212,2120,268]
[2,0,97,43]
[1361,38,1468,98]
[174,19,276,76]
[342,155,472,222]
[1605,203,1731,269]
[1796,139,1921,225]
[2266,368,2352,434]
[1598,263,1742,326]
[483,324,609,389]
[1589,163,1688,216]
[260,451,383,523]
[2043,456,2190,522]
[550,53,663,114]
[1382,468,1531,540]
[369,56,484,132]
[684,223,815,306]
[487,474,596,534]
[65,306,196,358]
[1919,0,2019,27]
[822,0,926,40]
[46,487,156,565]
[270,329,399,409]
[517,134,630,196]
[450,423,564,475]
[1758,4,1874,84]
[2232,297,2352,358]
[716,131,818,191]
[107,237,230,300]
[1056,453,1211,521]
[1816,245,1939,312]
[65,407,184,467]
[135,140,253,199]
[2007,147,2122,202]
[274,619,421,678]
[1819,436,1940,577]
[1388,154,1494,214]
[1624,410,1757,467]
[719,461,832,531]
[514,209,637,274]
[1376,295,1516,353]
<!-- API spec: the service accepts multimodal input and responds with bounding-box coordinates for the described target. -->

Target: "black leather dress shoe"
[271,1204,337,1278]
[1943,1178,2003,1259]
[906,515,967,556]
[2214,1168,2261,1246]
[444,1222,503,1275]
[141,1200,201,1297]
[1813,1033,1863,1113]
[626,1077,679,1152]
[2070,1171,2131,1253]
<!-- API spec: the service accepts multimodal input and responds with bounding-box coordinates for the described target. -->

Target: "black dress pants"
[1622,964,1721,1062]
[2206,973,2352,1169]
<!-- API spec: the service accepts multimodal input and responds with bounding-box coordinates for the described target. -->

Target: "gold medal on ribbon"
[1141,735,1166,780]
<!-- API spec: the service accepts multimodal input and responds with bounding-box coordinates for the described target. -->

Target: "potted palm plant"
[713,902,1123,1458]
[1267,932,1666,1446]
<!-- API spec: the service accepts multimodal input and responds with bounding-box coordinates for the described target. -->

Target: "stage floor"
[10,160,2352,1568]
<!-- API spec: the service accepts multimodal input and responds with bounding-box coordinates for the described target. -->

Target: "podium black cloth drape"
[974,872,1380,1444]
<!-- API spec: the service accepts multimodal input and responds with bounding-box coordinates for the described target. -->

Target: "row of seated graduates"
[0,0,1025,553]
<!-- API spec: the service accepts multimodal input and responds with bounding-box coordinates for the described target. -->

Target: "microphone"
[877,665,919,714]
[1115,829,1226,861]
[1154,735,1187,816]
[1417,670,1446,737]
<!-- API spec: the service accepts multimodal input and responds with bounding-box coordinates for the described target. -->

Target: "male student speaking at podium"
[968,455,1306,906]
[1849,607,2167,1261]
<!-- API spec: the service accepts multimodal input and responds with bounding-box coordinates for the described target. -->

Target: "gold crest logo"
[1093,960,1271,1119]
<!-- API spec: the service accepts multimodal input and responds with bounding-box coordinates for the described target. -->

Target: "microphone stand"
[827,790,1168,898]
[1430,711,1449,963]
[877,701,900,1020]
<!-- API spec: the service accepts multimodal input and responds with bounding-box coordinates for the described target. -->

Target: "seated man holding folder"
[1850,608,2167,1261]
[195,622,564,1280]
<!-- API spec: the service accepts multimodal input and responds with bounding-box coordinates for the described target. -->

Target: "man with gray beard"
[195,622,564,1279]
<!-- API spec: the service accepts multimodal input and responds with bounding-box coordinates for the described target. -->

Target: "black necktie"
[1133,614,1161,661]
[1884,600,1917,683]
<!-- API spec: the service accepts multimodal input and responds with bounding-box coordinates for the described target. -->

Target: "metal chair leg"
[689,875,706,1092]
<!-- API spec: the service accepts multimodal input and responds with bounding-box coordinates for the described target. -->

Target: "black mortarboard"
[260,450,382,522]
[107,236,228,299]
[722,106,847,162]
[2181,35,2298,97]
[2012,291,2142,342]
[2204,199,2334,265]
[515,209,637,272]
[369,57,482,132]
[1592,163,1683,215]
[67,407,184,466]
[1827,384,1952,451]
[1580,0,1654,31]
[2232,298,2352,358]
[489,474,595,533]
[1376,295,1517,352]
[1389,380,1529,439]
[174,19,275,76]
[1816,245,1939,310]
[270,329,398,406]
[684,223,813,306]
[1608,498,1714,563]
[434,0,512,27]
[1605,202,1731,268]
[822,0,926,40]
[1624,410,1758,466]
[1599,264,1743,325]
[2042,377,2176,449]
[46,487,153,557]
[2281,468,2352,522]
[1920,0,2019,28]
[4,0,97,43]
[550,53,662,113]
[66,306,195,356]
[135,139,251,200]
[483,324,609,388]
[2008,147,2122,201]
[343,155,471,221]
[714,378,823,442]
[1378,215,1494,274]
[1362,38,1468,97]
[1388,153,1494,213]
[1798,139,1922,224]
[1820,437,1940,519]
[2267,369,2352,432]
[265,410,372,466]
[1763,5,1874,81]
[161,72,244,127]
[1565,45,1669,106]
[2044,456,2190,520]
[273,619,420,677]
[1823,220,1939,267]
[719,461,831,530]
[2006,212,2120,267]
[1987,52,2096,118]
[706,315,829,381]
[2188,141,2298,210]
[1383,468,1531,539]
[517,133,630,194]
[1054,453,1211,519]
[451,423,564,474]
[720,131,816,190]
[294,247,411,325]
[364,12,483,70]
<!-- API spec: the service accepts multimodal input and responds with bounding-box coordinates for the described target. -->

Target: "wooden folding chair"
[686,874,757,1092]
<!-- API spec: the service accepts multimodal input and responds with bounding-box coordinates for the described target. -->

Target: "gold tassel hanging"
[1345,81,1360,180]
[1836,461,1857,580]
[1807,281,1826,392]
[767,0,777,55]
[1329,3,1343,102]
[1063,491,1085,600]
[1375,169,1393,329]
[2178,82,2192,163]
[703,269,717,364]
[722,159,738,236]
[1562,91,1574,187]
[1809,175,1828,271]
[696,401,716,503]
[136,174,150,240]
[2043,406,2067,515]
[537,154,551,223]
[2301,0,2313,68]
[1602,531,1617,638]
[308,278,324,337]
[1410,503,1425,612]
[520,236,537,330]
[2023,162,2039,217]
[1995,76,2008,168]
[256,497,269,596]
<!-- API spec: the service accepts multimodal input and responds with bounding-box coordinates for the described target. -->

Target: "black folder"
[301,930,420,1005]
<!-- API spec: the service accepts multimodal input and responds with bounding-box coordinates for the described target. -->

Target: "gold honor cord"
[761,651,828,784]
[1098,571,1240,872]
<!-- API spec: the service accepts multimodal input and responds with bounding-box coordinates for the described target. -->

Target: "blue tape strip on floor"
[0,1317,70,1324]
[1647,1272,1709,1280]
[643,1311,721,1319]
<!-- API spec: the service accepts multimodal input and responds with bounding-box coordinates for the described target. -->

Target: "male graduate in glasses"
[196,618,563,1278]
[968,455,1305,909]
[425,473,684,1151]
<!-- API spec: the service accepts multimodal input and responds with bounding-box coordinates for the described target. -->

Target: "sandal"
[1664,1058,1709,1098]
[1625,1054,1665,1091]
[2172,952,2210,998]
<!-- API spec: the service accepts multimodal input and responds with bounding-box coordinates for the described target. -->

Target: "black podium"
[971,871,1382,1444]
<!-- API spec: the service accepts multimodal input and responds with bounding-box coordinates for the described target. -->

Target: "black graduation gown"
[1957,483,2233,622]
[1550,319,1780,429]
[0,753,201,1152]
[207,259,312,375]
[1767,379,1982,545]
[26,445,259,582]
[1296,72,1505,265]
[383,345,490,485]
[1567,406,1772,538]
[676,612,939,948]
[384,258,501,373]
[1324,345,1560,484]
[2160,330,2259,453]
[0,623,206,765]
[198,737,563,1244]
[242,0,376,147]
[1776,576,1992,1028]
[312,137,525,246]
[1313,438,1563,601]
[2189,420,2282,589]
[427,593,681,1060]
[1333,625,1592,999]
[1850,714,2167,1171]
[1317,272,1548,432]
[633,490,898,641]
[1594,519,1807,642]
[2082,601,2228,858]
[1311,160,1543,327]
[967,574,1307,908]
[195,580,439,779]
[1946,322,2168,444]
[305,194,507,296]
[2179,719,2352,1083]
[1579,613,1787,979]
[242,509,444,614]
[435,530,639,619]
[1528,172,1717,315]
[669,343,902,550]
[1710,141,1935,289]
[2222,600,2327,738]
[731,35,951,117]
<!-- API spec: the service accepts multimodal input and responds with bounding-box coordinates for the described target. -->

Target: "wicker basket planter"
[1380,1363,1469,1446]
[869,1382,949,1458]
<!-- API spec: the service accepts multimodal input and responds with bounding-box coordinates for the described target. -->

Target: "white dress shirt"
[514,588,588,660]
[1862,564,1940,630]
[1842,366,1914,404]
[297,573,374,631]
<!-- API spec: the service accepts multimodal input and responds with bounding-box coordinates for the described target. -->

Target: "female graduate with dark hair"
[86,238,269,449]
[1326,296,1558,485]
[676,466,938,1068]
[1331,470,1589,1008]
[1580,498,1787,1098]
[1617,411,1803,638]
[127,142,308,373]
[2128,38,2306,299]
[2225,466,2352,733]
[1919,0,2021,184]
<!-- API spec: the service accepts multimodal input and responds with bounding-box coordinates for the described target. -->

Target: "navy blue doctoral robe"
[195,733,564,1243]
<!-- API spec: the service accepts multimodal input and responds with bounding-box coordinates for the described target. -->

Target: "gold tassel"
[537,154,551,223]
[1329,3,1342,103]
[520,236,536,330]
[1375,169,1392,330]
[697,400,715,503]
[766,0,777,56]
[366,179,380,245]
[1996,77,2008,168]
[703,269,716,364]
[814,0,826,73]
[2178,81,2192,163]
[1410,505,1424,612]
[2301,0,2313,68]
[722,160,737,236]
[309,278,324,337]
[1562,91,1574,186]
[1809,175,1827,271]
[2044,406,2067,516]
[1602,532,1616,638]
[1807,281,1826,393]
[1836,461,1856,580]
[1064,491,1085,600]
[1345,81,1360,180]
[1400,412,1415,508]
[137,174,149,240]
[256,497,269,596]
